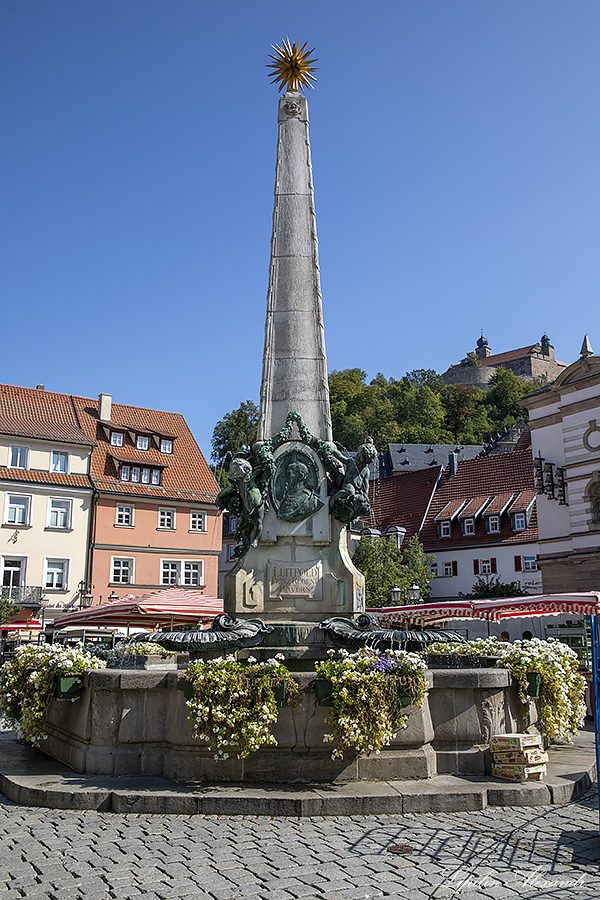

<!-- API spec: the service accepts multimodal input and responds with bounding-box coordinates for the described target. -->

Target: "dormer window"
[111,432,123,447]
[462,517,475,536]
[439,520,452,538]
[136,435,149,451]
[152,470,161,485]
[512,512,527,532]
[486,515,501,533]
[160,439,173,454]
[121,465,130,481]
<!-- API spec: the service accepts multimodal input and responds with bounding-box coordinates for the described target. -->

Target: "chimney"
[448,451,459,478]
[98,393,112,422]
[36,384,45,391]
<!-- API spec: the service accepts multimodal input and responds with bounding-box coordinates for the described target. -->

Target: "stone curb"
[0,730,596,816]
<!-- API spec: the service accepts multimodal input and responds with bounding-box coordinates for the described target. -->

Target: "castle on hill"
[442,334,567,388]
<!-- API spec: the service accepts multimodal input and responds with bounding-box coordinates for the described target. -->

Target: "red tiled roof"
[420,449,537,549]
[368,467,441,539]
[477,345,538,367]
[435,498,468,521]
[482,492,515,515]
[0,417,94,446]
[457,495,491,518]
[0,469,91,489]
[71,396,218,502]
[507,490,536,513]
[0,384,218,504]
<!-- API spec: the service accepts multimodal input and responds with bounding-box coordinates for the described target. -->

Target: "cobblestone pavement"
[0,789,599,900]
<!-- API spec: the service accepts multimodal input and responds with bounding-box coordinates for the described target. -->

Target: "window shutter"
[473,559,479,575]
[514,555,522,572]
[491,558,497,574]
[452,561,458,576]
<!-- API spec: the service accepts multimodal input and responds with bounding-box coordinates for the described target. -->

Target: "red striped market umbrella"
[51,587,223,630]
[379,593,600,624]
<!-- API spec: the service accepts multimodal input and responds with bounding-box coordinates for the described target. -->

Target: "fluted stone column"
[257,92,332,443]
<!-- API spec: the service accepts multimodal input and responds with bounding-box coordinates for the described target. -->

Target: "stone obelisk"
[257,90,333,444]
[220,42,372,660]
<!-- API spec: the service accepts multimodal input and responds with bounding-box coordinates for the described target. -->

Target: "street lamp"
[82,591,93,608]
[390,586,402,605]
[407,582,421,602]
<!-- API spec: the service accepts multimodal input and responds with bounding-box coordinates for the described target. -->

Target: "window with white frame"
[439,520,451,538]
[443,561,455,577]
[462,517,475,535]
[160,439,173,454]
[487,515,501,533]
[480,559,492,575]
[161,559,203,586]
[151,470,161,485]
[50,450,68,474]
[9,446,29,469]
[136,435,149,450]
[111,432,123,447]
[512,512,527,532]
[141,468,150,484]
[115,505,133,526]
[112,558,134,584]
[429,562,438,578]
[5,494,31,526]
[120,465,130,481]
[158,508,175,529]
[523,556,538,571]
[131,467,140,483]
[190,511,206,532]
[45,559,68,590]
[48,498,72,529]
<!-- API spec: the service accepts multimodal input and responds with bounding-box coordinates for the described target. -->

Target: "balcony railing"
[0,586,44,607]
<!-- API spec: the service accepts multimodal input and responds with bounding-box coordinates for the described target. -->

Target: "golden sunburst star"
[266,37,318,93]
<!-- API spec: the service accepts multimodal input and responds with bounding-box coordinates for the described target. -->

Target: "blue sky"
[2,1,598,458]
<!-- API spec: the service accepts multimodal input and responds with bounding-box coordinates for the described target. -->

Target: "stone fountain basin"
[42,667,541,784]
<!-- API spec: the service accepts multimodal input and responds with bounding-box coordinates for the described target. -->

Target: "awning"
[51,586,223,629]
[378,592,600,625]
[1,619,43,632]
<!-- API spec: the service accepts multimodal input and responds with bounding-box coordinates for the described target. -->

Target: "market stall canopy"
[51,587,223,629]
[378,592,600,625]
[0,617,43,631]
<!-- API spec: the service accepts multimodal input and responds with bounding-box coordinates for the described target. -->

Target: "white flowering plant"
[315,647,428,759]
[0,643,106,745]
[106,641,175,667]
[423,637,586,742]
[183,654,301,759]
[426,637,507,657]
[495,638,586,742]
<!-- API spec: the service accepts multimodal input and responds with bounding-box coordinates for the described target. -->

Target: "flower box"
[110,653,177,670]
[55,675,83,700]
[272,680,288,707]
[314,677,333,706]
[526,671,542,698]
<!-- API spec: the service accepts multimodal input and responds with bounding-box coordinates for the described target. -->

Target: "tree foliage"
[0,598,22,625]
[352,534,432,608]
[458,577,531,599]
[211,401,259,470]
[211,365,536,458]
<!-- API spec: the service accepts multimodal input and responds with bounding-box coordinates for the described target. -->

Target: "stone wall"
[43,668,540,784]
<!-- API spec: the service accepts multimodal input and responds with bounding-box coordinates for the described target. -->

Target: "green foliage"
[315,648,428,758]
[0,597,22,625]
[212,365,534,456]
[459,577,531,599]
[459,351,480,366]
[0,643,106,745]
[352,534,432,608]
[210,400,259,469]
[183,654,301,759]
